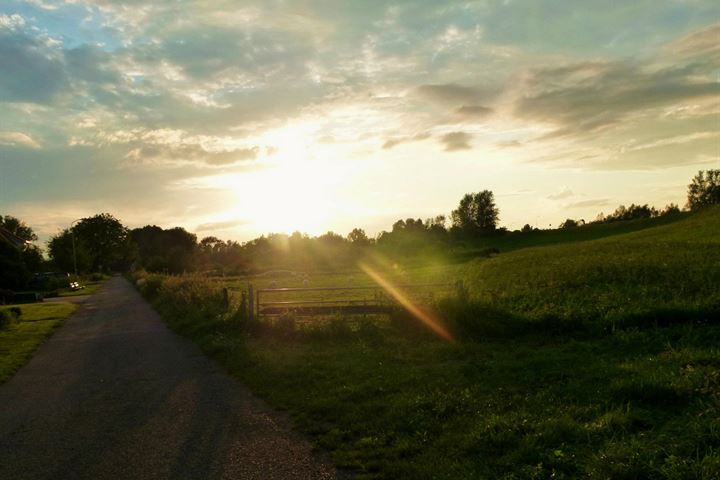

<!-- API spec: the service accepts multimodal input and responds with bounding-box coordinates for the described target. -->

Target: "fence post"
[248,283,254,322]
[222,287,229,311]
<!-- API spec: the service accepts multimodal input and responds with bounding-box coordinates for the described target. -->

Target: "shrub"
[141,274,165,299]
[0,289,14,304]
[0,307,21,329]
[152,275,230,338]
[11,292,42,304]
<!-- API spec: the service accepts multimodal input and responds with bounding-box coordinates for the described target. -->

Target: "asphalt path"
[0,276,338,479]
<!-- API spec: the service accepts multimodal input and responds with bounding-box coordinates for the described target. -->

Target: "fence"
[249,282,459,320]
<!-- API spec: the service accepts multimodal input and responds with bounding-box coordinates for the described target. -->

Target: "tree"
[604,204,657,222]
[49,213,133,273]
[0,215,37,242]
[687,169,720,210]
[73,213,134,272]
[661,203,681,216]
[1,215,43,289]
[347,228,371,246]
[47,230,83,273]
[0,237,28,290]
[131,225,196,273]
[451,190,499,234]
[560,218,580,229]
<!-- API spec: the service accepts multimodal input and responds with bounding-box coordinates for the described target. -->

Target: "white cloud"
[0,131,40,148]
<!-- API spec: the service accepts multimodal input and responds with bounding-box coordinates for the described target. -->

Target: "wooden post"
[248,283,254,322]
[222,287,229,311]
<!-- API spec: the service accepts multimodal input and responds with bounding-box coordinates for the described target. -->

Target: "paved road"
[0,277,338,479]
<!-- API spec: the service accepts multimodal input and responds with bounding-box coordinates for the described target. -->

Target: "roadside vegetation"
[0,303,77,384]
[132,206,720,479]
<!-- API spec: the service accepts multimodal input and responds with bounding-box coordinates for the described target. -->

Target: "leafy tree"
[49,213,133,273]
[0,215,37,242]
[604,204,657,222]
[131,225,196,273]
[347,228,371,246]
[451,190,499,234]
[199,236,224,253]
[73,213,134,272]
[0,215,43,288]
[687,169,720,210]
[661,203,681,216]
[521,224,534,233]
[560,218,580,229]
[0,236,29,289]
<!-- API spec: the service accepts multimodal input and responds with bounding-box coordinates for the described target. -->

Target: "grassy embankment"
[135,207,720,479]
[0,303,77,383]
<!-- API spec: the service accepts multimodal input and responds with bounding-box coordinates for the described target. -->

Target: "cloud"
[382,132,431,149]
[0,27,69,103]
[440,131,472,151]
[196,219,247,232]
[566,198,611,208]
[125,143,260,167]
[416,83,498,107]
[547,187,574,200]
[455,105,494,118]
[0,14,25,29]
[667,22,720,56]
[512,30,719,140]
[496,140,523,148]
[0,131,40,148]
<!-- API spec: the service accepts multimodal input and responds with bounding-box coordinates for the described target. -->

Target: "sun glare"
[222,121,361,235]
[242,163,337,234]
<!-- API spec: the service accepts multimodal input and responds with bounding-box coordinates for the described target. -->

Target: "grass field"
[0,303,77,384]
[139,207,720,479]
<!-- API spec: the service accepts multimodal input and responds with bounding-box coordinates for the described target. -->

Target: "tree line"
[1,169,718,289]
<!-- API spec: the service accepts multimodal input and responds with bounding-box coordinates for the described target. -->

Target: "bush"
[151,275,230,337]
[141,274,165,299]
[11,292,42,304]
[0,289,14,304]
[0,307,21,329]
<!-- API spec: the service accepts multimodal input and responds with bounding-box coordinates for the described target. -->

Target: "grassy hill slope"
[459,206,719,334]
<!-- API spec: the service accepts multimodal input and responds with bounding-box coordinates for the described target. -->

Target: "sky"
[1,0,718,245]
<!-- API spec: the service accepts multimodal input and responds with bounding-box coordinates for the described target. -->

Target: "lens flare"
[359,262,454,342]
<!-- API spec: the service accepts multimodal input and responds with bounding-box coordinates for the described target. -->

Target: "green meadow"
[136,207,720,479]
